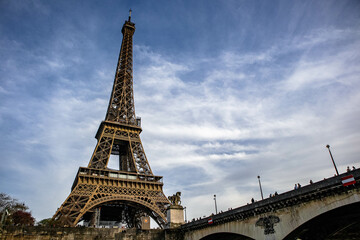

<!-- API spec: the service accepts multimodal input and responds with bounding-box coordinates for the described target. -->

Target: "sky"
[1,0,360,225]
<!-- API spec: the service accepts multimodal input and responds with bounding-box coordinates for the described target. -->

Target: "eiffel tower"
[53,11,170,228]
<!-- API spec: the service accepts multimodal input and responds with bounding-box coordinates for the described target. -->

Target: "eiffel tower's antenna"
[129,9,132,21]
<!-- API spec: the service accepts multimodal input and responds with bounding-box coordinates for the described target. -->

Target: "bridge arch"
[275,188,360,239]
[200,232,255,240]
[183,220,260,240]
[283,201,360,239]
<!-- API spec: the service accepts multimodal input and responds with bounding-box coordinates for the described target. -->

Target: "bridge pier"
[265,234,275,240]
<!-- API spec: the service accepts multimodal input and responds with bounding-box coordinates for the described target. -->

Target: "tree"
[37,218,52,226]
[12,210,35,226]
[0,193,28,213]
[37,218,61,227]
[0,193,34,226]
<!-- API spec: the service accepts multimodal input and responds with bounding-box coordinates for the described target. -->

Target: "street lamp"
[213,194,218,214]
[184,207,187,222]
[326,145,339,176]
[257,176,264,200]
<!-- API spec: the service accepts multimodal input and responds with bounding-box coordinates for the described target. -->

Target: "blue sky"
[1,0,360,224]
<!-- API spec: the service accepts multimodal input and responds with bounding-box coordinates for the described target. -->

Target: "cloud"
[221,51,273,67]
[281,42,360,91]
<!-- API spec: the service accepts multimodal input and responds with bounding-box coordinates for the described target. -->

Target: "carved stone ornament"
[255,215,280,235]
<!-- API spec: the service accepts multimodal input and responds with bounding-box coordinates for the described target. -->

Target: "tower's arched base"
[80,200,159,228]
[53,167,169,228]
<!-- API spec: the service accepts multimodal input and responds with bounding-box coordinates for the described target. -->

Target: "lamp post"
[326,145,339,176]
[213,194,218,214]
[184,207,187,222]
[257,176,264,200]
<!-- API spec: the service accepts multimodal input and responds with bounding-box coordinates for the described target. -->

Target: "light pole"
[184,207,187,222]
[257,176,264,200]
[213,194,218,214]
[326,145,339,176]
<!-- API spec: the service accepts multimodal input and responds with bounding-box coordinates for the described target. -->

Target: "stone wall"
[0,226,120,240]
[0,227,184,240]
[115,229,164,240]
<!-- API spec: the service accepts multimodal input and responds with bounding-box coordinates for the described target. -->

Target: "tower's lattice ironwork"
[53,12,170,228]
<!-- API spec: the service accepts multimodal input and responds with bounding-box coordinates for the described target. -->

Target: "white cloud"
[281,45,360,91]
[221,51,273,68]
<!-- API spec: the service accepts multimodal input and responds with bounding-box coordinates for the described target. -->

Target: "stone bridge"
[181,169,360,240]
